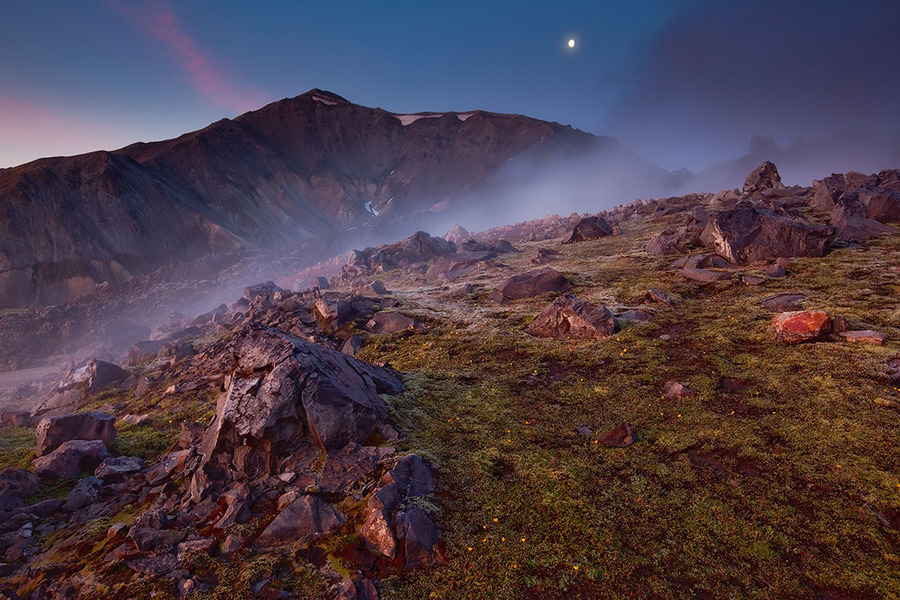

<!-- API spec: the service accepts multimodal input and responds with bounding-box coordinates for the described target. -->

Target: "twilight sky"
[1,0,898,171]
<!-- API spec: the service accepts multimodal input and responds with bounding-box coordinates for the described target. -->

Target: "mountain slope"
[0,89,665,309]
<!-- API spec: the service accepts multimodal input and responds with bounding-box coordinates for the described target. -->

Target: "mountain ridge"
[0,89,665,309]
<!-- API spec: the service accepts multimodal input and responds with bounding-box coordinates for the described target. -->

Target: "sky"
[1,0,898,171]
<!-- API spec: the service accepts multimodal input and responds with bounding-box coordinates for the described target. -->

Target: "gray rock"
[35,412,116,457]
[0,470,39,511]
[255,495,345,547]
[397,507,440,568]
[127,527,185,551]
[33,440,110,479]
[488,268,573,304]
[94,456,145,481]
[743,161,784,194]
[366,312,426,334]
[64,476,102,511]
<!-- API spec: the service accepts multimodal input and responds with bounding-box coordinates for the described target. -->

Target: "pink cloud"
[106,0,267,113]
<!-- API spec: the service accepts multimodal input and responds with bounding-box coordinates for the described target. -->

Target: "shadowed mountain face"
[0,89,660,309]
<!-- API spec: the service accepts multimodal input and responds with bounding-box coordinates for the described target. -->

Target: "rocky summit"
[0,158,899,600]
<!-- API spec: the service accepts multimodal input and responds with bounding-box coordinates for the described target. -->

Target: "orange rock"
[772,310,831,344]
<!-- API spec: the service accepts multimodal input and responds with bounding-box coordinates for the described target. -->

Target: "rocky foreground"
[1,162,899,598]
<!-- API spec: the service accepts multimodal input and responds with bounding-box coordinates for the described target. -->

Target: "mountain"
[0,89,667,309]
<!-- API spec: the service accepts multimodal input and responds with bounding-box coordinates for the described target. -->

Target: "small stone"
[598,422,636,448]
[664,381,695,399]
[762,264,786,277]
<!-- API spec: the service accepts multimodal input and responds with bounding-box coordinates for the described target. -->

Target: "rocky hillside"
[1,162,899,599]
[0,89,667,309]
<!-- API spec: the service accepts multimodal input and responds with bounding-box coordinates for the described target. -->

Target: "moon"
[567,39,576,49]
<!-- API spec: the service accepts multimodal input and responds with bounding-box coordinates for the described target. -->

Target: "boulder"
[565,216,613,243]
[762,264,786,278]
[366,312,426,334]
[531,247,561,264]
[35,412,116,457]
[645,229,688,256]
[488,268,573,304]
[127,527,186,551]
[342,335,364,357]
[64,476,102,511]
[243,281,283,302]
[703,199,834,265]
[772,311,831,344]
[646,288,675,305]
[255,494,345,547]
[743,161,784,194]
[385,454,435,498]
[861,187,900,223]
[314,296,353,331]
[598,422,636,448]
[199,325,402,477]
[357,280,389,295]
[839,330,886,345]
[811,174,846,212]
[333,578,379,600]
[831,193,893,241]
[397,507,440,568]
[32,440,110,479]
[526,293,617,340]
[360,484,401,558]
[618,310,653,322]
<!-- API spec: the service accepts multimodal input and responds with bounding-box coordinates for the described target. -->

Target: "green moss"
[0,426,35,470]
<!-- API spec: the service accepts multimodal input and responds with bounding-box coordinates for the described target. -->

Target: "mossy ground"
[356,224,900,599]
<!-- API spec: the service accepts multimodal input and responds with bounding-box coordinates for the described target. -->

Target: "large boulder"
[703,199,834,265]
[565,216,613,243]
[425,251,496,282]
[199,325,403,473]
[526,293,618,340]
[397,507,440,568]
[487,268,573,304]
[255,494,345,547]
[743,161,784,194]
[32,440,110,479]
[772,311,832,344]
[859,187,900,223]
[35,412,116,457]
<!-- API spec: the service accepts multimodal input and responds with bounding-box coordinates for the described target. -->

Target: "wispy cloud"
[106,0,267,113]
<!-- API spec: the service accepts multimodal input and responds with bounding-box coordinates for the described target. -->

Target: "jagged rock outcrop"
[743,161,784,194]
[703,199,834,264]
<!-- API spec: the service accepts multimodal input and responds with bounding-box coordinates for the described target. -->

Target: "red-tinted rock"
[772,310,831,344]
[645,229,687,256]
[597,422,636,448]
[839,330,886,345]
[526,293,617,340]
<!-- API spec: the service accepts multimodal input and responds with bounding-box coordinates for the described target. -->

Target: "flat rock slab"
[772,310,831,344]
[366,312,426,334]
[839,330,886,345]
[761,293,806,312]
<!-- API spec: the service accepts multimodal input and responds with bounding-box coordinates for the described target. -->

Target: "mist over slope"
[0,89,668,310]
